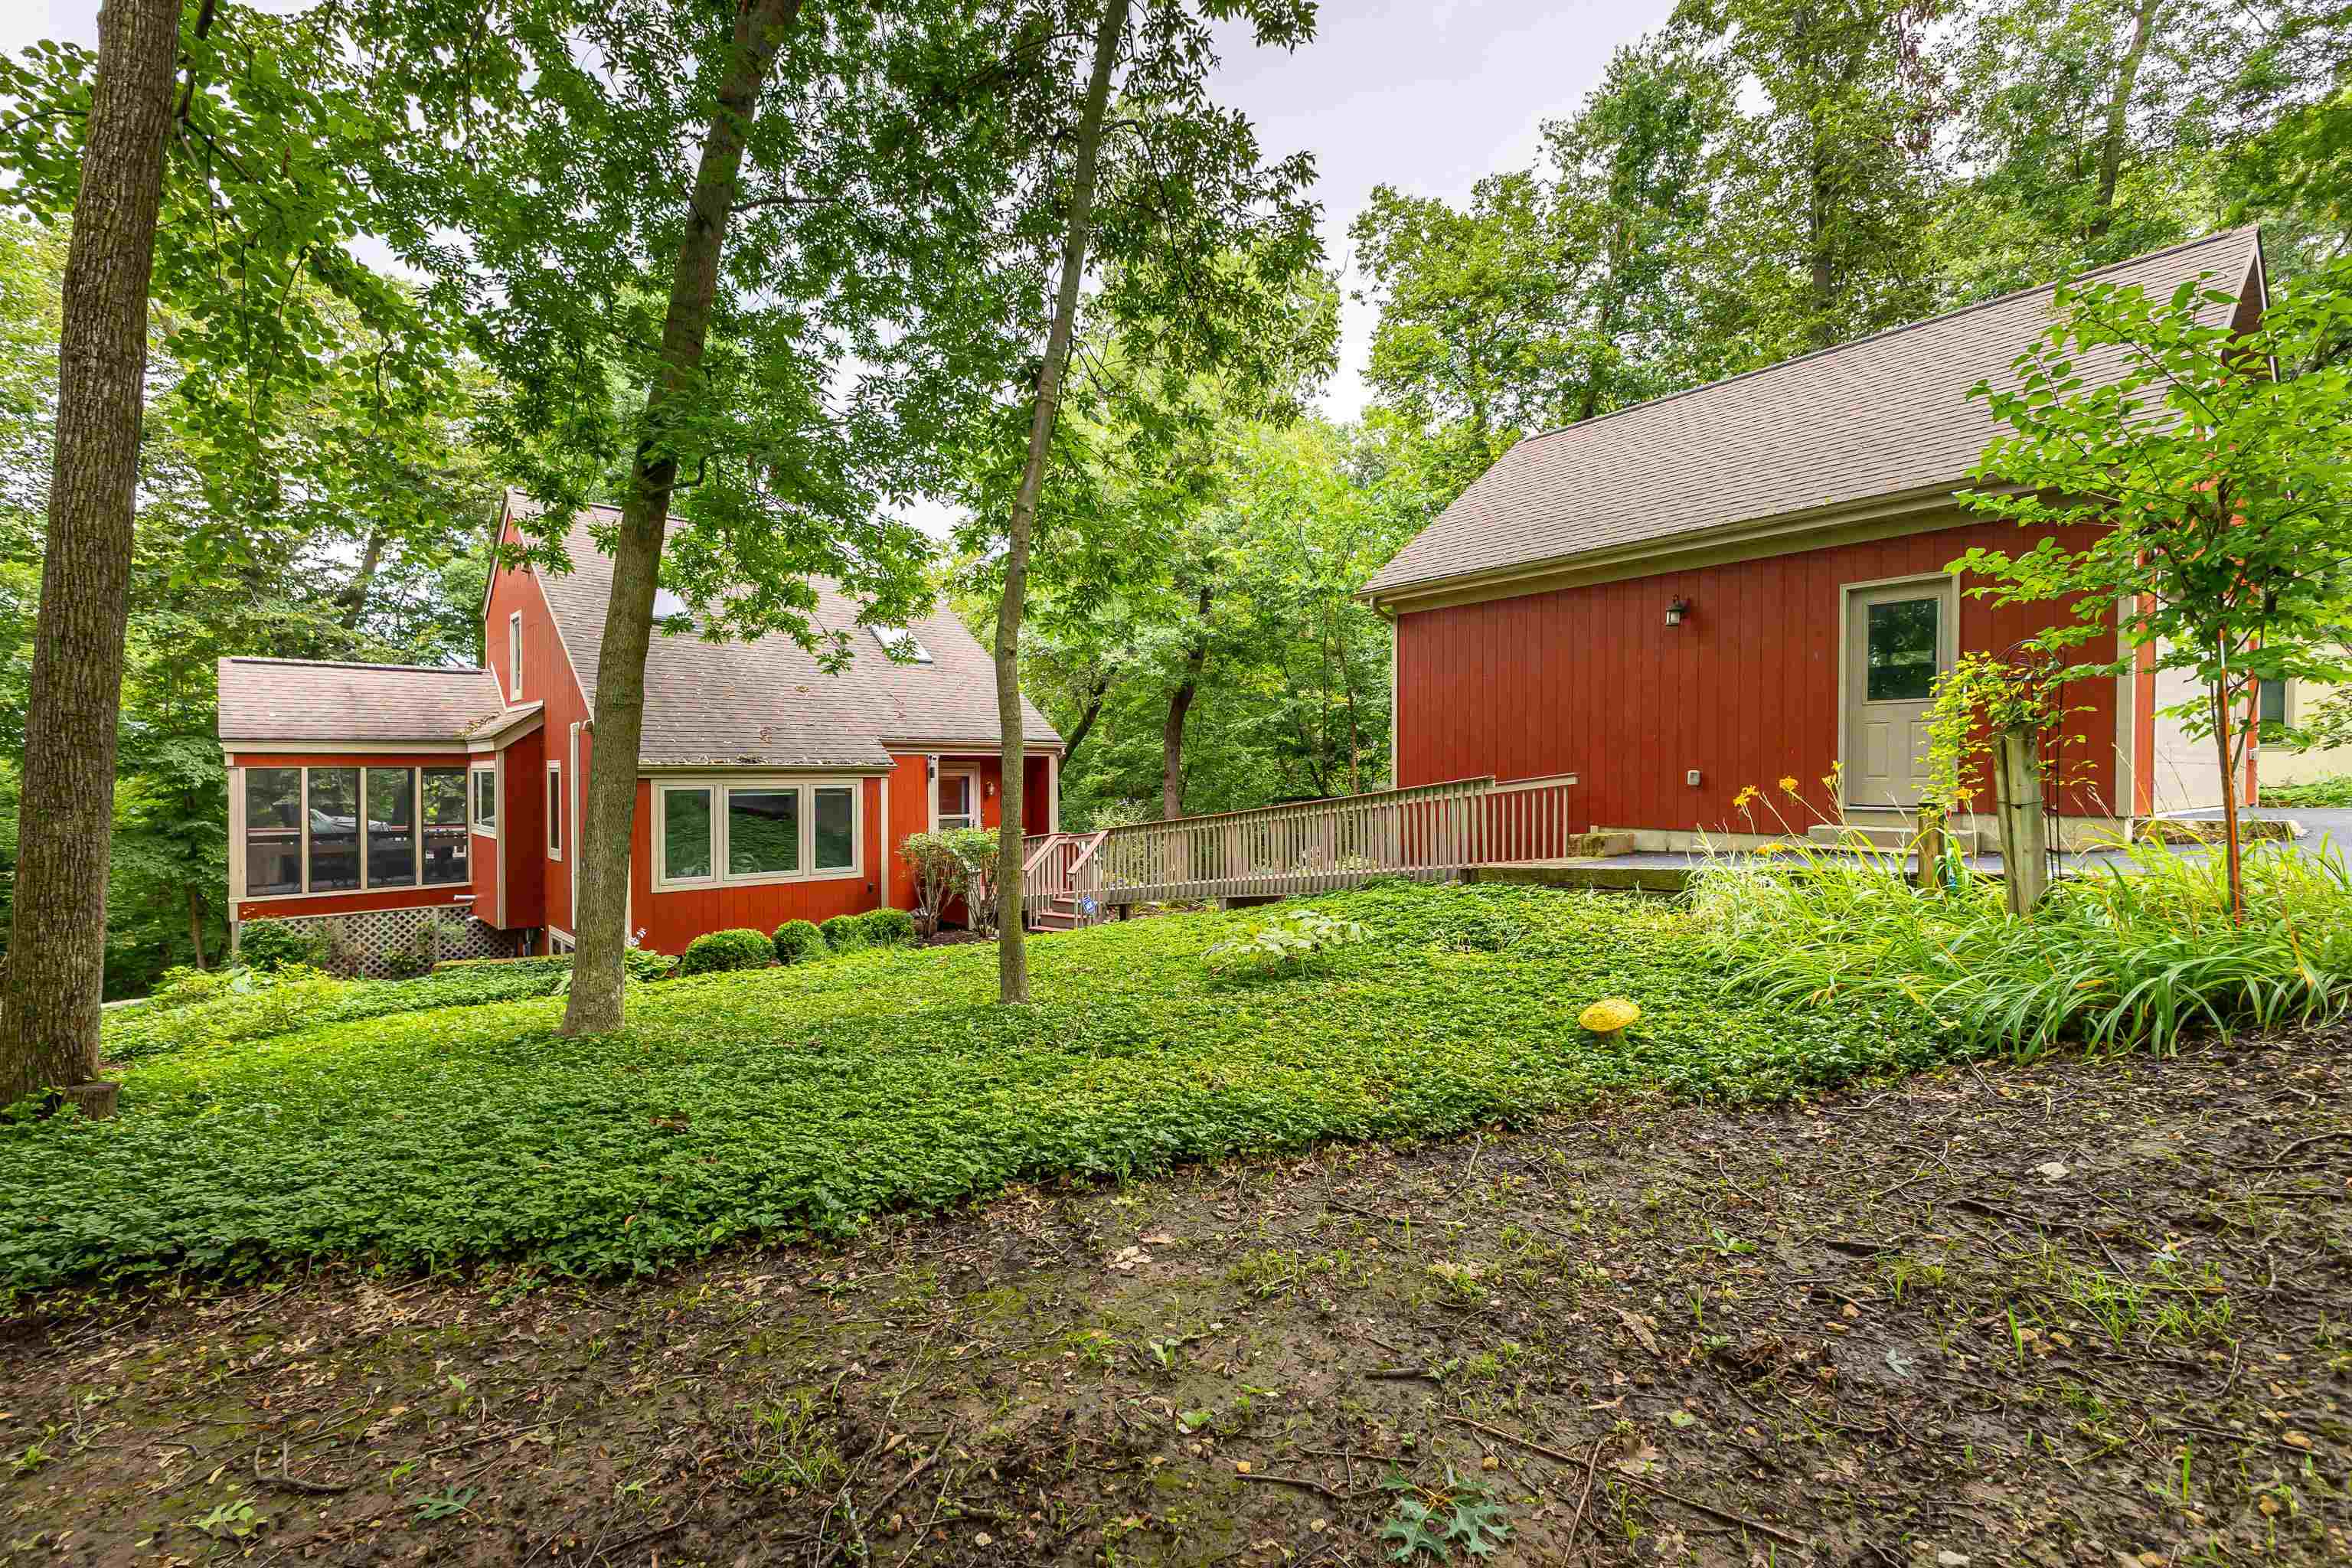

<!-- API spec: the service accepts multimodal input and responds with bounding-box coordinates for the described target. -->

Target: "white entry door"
[1844,579,1955,809]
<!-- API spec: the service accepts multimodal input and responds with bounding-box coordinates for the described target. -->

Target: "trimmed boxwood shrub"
[237,919,332,972]
[773,920,828,965]
[818,914,868,954]
[680,928,774,975]
[858,907,916,948]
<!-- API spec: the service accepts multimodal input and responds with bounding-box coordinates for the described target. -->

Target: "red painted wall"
[498,728,547,929]
[484,504,594,935]
[885,754,929,910]
[1393,521,2122,832]
[626,776,888,955]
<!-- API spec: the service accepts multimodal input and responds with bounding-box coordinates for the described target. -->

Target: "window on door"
[937,772,977,830]
[1864,597,1941,701]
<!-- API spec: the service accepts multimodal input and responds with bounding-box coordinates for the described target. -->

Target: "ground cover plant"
[7,883,1945,1290]
[2262,773,2352,808]
[3,1027,2344,1563]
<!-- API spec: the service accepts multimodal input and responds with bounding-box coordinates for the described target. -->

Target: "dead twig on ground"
[251,1440,349,1496]
[1444,1416,1807,1547]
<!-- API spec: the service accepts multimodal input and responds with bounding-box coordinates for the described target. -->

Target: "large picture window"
[655,778,862,890]
[237,763,476,898]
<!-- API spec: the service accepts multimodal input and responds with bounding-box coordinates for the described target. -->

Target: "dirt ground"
[3,1026,2348,1566]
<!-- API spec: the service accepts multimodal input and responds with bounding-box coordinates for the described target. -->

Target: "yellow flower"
[1733,785,1760,808]
[1778,776,1800,794]
[1755,841,1784,855]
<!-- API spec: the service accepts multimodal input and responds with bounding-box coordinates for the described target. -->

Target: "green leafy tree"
[1954,256,2352,919]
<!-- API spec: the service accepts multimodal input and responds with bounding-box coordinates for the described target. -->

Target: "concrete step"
[1805,818,1981,854]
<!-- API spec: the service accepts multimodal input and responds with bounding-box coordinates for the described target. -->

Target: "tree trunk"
[2210,671,2246,925]
[2089,0,2161,240]
[991,0,1129,1006]
[1161,583,1210,820]
[185,884,207,970]
[1061,672,1111,767]
[337,521,390,629]
[0,0,180,1112]
[562,0,802,1036]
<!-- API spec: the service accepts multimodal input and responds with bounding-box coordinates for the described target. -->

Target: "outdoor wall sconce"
[1665,596,1690,627]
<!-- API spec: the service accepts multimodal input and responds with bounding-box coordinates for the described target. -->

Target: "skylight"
[871,624,933,664]
[652,589,691,622]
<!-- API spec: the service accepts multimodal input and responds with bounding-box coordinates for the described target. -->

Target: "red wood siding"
[627,776,888,956]
[484,505,594,935]
[498,728,547,929]
[1393,521,2122,831]
[885,753,929,910]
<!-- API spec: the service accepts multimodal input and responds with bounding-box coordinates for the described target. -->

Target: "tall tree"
[0,0,179,1111]
[1674,0,1945,366]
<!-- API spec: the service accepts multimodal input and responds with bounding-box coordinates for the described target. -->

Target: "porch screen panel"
[243,768,302,895]
[368,768,417,885]
[728,788,799,876]
[307,768,363,890]
[812,786,854,870]
[421,767,469,884]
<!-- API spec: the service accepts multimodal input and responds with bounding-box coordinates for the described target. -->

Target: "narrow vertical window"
[422,767,469,884]
[547,763,562,858]
[508,612,523,700]
[368,767,418,886]
[662,786,714,882]
[472,765,498,833]
[243,768,302,895]
[307,768,363,891]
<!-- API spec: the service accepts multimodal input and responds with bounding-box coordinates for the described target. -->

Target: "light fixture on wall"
[1664,596,1690,628]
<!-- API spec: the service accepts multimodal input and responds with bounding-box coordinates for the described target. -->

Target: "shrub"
[898,831,969,938]
[773,920,828,965]
[1204,906,1372,977]
[819,914,868,954]
[943,827,1001,935]
[237,919,332,972]
[858,907,916,948]
[2262,773,2352,808]
[1696,836,2352,1056]
[679,928,775,975]
[623,946,678,982]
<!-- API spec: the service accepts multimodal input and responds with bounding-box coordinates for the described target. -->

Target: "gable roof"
[218,658,508,744]
[515,497,1060,769]
[1362,227,2266,604]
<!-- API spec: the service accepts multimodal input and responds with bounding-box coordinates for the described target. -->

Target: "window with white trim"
[234,764,472,897]
[654,778,863,890]
[547,763,562,859]
[936,770,977,831]
[472,763,498,833]
[508,612,523,699]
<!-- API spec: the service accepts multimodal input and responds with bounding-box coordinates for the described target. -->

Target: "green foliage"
[858,908,916,948]
[679,929,774,977]
[942,828,1002,935]
[772,920,828,965]
[237,920,332,974]
[5,883,1950,1288]
[818,916,868,956]
[1379,1466,1512,1562]
[2262,773,2352,808]
[1921,651,2086,812]
[1696,838,2352,1057]
[1203,906,1371,977]
[898,831,969,933]
[105,959,590,1063]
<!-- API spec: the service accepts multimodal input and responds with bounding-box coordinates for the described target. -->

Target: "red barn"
[1363,229,2269,851]
[218,498,1060,965]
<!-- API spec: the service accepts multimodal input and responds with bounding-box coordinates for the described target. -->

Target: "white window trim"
[934,767,980,832]
[472,760,500,838]
[230,763,472,903]
[652,775,864,892]
[508,611,523,701]
[547,761,563,861]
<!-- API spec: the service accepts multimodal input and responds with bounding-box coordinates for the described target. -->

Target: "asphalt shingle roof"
[1363,228,2265,600]
[523,501,1060,769]
[217,659,508,743]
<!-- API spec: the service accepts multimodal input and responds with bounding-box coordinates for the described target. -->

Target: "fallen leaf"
[1615,1308,1661,1356]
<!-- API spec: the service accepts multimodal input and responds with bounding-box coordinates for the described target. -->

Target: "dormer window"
[871,625,933,664]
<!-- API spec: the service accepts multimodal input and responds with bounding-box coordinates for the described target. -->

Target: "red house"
[218,496,1061,965]
[1364,229,2268,851]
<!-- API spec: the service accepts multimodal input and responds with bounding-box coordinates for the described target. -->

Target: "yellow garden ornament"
[1578,998,1642,1035]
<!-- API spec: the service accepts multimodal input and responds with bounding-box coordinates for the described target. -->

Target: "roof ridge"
[1510,225,2259,451]
[224,657,488,676]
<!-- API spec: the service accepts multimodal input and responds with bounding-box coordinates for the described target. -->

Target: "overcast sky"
[8,0,1678,423]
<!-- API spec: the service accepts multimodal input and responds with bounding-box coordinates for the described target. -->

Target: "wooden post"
[1914,804,1945,893]
[1991,725,2049,914]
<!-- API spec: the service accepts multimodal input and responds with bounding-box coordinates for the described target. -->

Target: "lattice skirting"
[232,906,522,978]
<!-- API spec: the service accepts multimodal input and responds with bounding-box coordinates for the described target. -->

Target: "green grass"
[2261,773,2352,808]
[102,959,582,1063]
[8,883,1942,1290]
